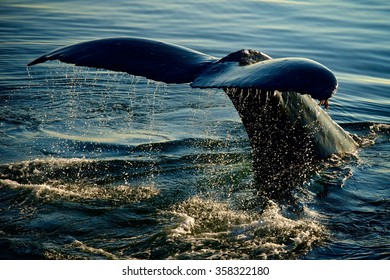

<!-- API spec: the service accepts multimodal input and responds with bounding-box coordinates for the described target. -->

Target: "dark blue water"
[0,0,389,259]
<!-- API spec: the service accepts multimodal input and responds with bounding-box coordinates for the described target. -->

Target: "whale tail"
[27,37,358,193]
[28,37,337,101]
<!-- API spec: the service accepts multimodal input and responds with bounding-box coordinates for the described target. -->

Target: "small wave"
[0,158,160,205]
[0,179,159,205]
[43,239,121,260]
[342,122,390,146]
[66,240,119,260]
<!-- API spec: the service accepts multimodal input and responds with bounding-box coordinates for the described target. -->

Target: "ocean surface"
[0,0,389,260]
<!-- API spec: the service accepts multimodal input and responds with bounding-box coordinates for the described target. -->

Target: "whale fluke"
[27,38,217,84]
[27,38,336,102]
[27,37,358,195]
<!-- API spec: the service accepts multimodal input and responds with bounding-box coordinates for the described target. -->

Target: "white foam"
[170,213,195,236]
[166,197,326,259]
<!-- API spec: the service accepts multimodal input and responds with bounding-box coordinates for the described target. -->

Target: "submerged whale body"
[28,37,358,196]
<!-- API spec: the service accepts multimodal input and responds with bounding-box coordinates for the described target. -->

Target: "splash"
[166,196,326,259]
